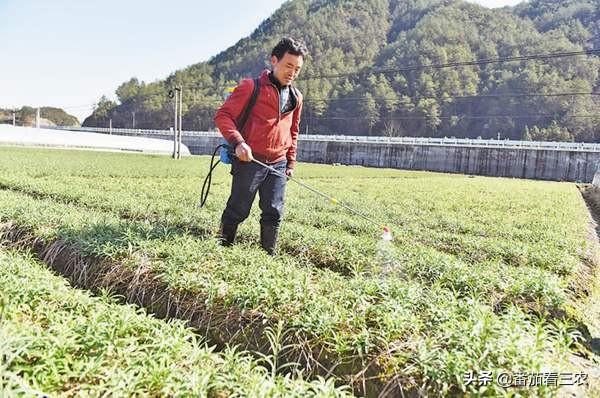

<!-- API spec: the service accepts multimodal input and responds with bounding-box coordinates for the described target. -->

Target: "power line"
[76,49,600,121]
[166,49,600,91]
[299,49,600,80]
[84,91,598,124]
[74,90,598,126]
[187,49,600,91]
[306,91,600,102]
[311,114,600,121]
[62,103,97,110]
[133,90,600,107]
[94,49,600,107]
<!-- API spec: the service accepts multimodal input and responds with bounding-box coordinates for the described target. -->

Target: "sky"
[0,0,525,122]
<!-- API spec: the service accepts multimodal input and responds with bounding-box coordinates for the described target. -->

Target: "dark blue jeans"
[221,158,287,227]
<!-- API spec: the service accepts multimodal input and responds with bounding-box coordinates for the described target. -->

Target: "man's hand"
[285,168,294,178]
[235,142,254,162]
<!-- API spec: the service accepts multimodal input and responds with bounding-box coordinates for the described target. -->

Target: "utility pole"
[169,86,183,159]
[177,86,182,159]
[172,88,178,158]
[109,118,112,135]
[132,111,136,129]
[305,107,309,134]
[305,85,309,134]
[12,110,16,126]
[36,108,40,128]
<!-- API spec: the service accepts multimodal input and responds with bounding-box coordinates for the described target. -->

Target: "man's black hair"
[271,37,308,60]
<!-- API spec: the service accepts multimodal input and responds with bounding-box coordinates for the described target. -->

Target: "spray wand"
[251,158,393,242]
[200,144,393,242]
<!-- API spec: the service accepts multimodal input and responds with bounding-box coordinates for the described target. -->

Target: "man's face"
[271,52,303,86]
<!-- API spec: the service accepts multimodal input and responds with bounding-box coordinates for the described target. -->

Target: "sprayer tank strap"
[235,78,260,136]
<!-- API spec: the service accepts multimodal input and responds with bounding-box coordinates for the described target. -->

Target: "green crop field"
[0,248,347,397]
[0,146,598,397]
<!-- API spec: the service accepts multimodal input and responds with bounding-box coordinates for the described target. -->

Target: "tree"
[94,96,116,118]
[116,78,142,103]
[416,98,441,133]
[523,126,532,141]
[359,93,380,135]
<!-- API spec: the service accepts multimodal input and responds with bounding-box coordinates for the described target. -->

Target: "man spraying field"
[214,37,308,255]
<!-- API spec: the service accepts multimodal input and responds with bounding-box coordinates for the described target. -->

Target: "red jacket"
[214,69,303,169]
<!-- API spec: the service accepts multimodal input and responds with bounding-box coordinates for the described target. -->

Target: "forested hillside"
[83,0,600,141]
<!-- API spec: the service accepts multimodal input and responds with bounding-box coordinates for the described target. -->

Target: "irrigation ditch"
[576,184,600,344]
[560,184,600,397]
[0,220,415,397]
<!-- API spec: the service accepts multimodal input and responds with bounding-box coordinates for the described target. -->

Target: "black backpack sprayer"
[199,77,392,243]
[199,143,393,242]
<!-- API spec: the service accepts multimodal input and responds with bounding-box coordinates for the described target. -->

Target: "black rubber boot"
[260,224,279,256]
[218,223,238,246]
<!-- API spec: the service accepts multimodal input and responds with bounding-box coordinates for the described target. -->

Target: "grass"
[0,146,598,396]
[0,247,349,397]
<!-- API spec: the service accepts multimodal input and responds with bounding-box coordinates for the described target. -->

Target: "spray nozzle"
[381,226,393,241]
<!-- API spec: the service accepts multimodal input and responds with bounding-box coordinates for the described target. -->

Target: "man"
[214,37,308,255]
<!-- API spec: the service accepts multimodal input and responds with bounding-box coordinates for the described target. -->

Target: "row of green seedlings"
[5,146,593,328]
[0,147,426,179]
[0,188,586,397]
[0,175,586,329]
[0,172,589,319]
[0,164,587,279]
[0,150,591,305]
[0,247,348,397]
[0,147,205,179]
[0,146,584,254]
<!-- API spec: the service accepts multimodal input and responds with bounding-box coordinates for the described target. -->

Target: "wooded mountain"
[83,0,600,142]
[1,106,79,127]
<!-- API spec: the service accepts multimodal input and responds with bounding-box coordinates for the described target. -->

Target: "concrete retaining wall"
[176,135,600,182]
[49,127,600,182]
[300,141,599,182]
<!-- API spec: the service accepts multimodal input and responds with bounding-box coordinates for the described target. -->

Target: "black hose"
[199,144,228,208]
